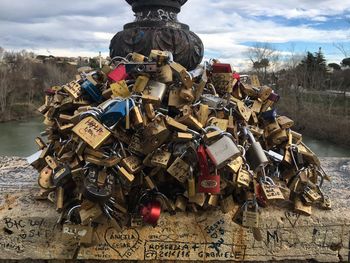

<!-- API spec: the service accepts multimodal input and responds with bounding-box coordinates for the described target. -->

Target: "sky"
[0,0,349,71]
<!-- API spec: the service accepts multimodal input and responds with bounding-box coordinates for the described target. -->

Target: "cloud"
[0,0,349,70]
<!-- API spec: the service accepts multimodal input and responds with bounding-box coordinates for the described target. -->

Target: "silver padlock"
[206,135,241,168]
[143,80,167,104]
[245,129,269,172]
[242,200,259,228]
[200,94,228,109]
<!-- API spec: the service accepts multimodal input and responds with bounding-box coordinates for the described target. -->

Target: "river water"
[0,117,349,157]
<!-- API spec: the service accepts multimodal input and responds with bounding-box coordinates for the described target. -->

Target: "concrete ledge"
[0,157,349,262]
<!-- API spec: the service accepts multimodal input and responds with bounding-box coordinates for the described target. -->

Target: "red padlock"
[212,63,232,73]
[197,145,220,194]
[139,200,161,226]
[108,65,128,82]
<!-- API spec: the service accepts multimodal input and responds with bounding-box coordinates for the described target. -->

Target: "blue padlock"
[261,109,277,122]
[81,80,102,103]
[100,99,134,128]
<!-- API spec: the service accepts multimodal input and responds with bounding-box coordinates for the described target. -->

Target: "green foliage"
[328,63,341,70]
[341,57,350,67]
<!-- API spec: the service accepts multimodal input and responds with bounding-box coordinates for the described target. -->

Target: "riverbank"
[0,117,349,158]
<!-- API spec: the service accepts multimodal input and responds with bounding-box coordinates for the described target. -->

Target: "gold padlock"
[133,75,149,93]
[261,184,285,200]
[111,80,131,98]
[151,150,172,168]
[121,155,143,174]
[259,86,272,101]
[72,116,111,150]
[177,114,203,131]
[131,106,144,127]
[63,81,82,99]
[168,89,187,107]
[197,104,209,126]
[158,64,173,83]
[131,52,146,62]
[227,156,243,174]
[208,117,228,131]
[294,197,312,216]
[175,195,188,211]
[277,116,294,129]
[165,116,188,132]
[236,167,252,187]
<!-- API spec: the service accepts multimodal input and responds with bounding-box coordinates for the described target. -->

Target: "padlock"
[187,166,196,198]
[206,135,241,168]
[245,130,269,171]
[220,195,235,214]
[188,193,206,207]
[197,104,209,126]
[83,168,114,202]
[174,132,193,141]
[142,81,167,105]
[56,186,64,212]
[294,197,312,216]
[131,105,144,127]
[261,183,285,200]
[242,200,259,228]
[62,223,94,244]
[177,114,203,131]
[79,200,103,225]
[175,195,188,211]
[133,75,150,93]
[277,116,294,129]
[251,99,263,113]
[110,80,131,98]
[208,117,229,131]
[261,109,277,122]
[45,155,59,170]
[126,62,158,75]
[258,86,273,101]
[151,150,172,168]
[38,166,54,189]
[157,64,173,83]
[53,165,72,186]
[250,75,260,87]
[72,116,111,149]
[120,155,143,174]
[236,100,252,122]
[131,52,146,62]
[197,145,220,194]
[165,116,188,132]
[208,194,219,207]
[167,156,190,183]
[113,165,135,184]
[81,79,102,103]
[271,129,288,145]
[142,117,171,154]
[236,167,252,188]
[63,81,82,99]
[179,86,195,102]
[264,120,281,138]
[211,73,234,94]
[149,50,170,65]
[139,200,161,226]
[227,156,243,174]
[303,186,322,202]
[35,137,47,150]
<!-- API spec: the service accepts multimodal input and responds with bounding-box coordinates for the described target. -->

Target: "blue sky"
[0,0,349,71]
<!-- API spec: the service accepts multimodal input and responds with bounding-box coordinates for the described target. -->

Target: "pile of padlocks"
[28,50,331,240]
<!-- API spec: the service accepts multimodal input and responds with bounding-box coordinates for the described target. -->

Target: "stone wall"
[0,157,349,262]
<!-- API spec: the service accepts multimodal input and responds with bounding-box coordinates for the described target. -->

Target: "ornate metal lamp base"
[110,0,204,70]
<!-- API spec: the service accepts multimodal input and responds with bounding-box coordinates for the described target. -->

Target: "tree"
[246,42,279,84]
[341,58,350,67]
[328,63,341,70]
